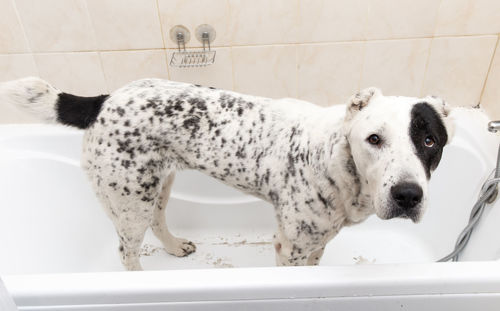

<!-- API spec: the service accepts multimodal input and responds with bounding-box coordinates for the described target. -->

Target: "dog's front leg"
[306,247,325,265]
[273,227,326,266]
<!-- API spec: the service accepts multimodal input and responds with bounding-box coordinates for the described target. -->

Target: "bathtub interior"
[0,108,499,275]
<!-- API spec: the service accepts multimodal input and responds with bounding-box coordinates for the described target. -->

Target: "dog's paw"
[165,238,196,257]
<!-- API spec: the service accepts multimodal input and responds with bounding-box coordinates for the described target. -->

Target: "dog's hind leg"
[151,173,196,257]
[115,212,150,271]
[97,187,157,271]
[87,163,164,271]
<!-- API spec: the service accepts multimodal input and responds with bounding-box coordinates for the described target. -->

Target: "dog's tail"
[0,77,109,129]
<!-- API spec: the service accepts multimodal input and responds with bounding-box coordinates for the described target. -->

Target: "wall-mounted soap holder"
[169,24,216,68]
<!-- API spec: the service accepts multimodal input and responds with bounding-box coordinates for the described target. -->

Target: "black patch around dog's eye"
[410,102,448,178]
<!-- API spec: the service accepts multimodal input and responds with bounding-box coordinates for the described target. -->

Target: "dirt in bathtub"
[140,234,273,268]
[139,243,235,268]
[140,243,163,256]
[353,255,376,264]
[204,253,234,268]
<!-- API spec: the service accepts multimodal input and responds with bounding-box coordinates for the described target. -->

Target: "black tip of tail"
[56,93,109,129]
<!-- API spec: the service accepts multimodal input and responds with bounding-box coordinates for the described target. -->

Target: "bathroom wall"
[0,0,499,123]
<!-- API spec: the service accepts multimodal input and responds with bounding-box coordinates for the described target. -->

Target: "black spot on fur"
[116,107,125,117]
[56,93,109,129]
[326,177,336,187]
[183,117,200,137]
[345,156,358,177]
[289,127,297,142]
[287,153,296,177]
[317,192,329,209]
[235,147,247,159]
[260,112,265,122]
[410,103,448,178]
[268,191,280,204]
[188,97,207,111]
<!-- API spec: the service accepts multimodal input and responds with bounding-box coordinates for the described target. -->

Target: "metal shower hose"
[438,121,500,262]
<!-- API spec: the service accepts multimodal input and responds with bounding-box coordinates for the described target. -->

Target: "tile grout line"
[4,34,500,57]
[295,43,299,99]
[82,0,109,93]
[154,0,171,80]
[227,0,235,91]
[357,41,367,92]
[229,46,236,91]
[296,0,301,98]
[356,0,372,93]
[10,0,40,76]
[96,51,110,92]
[478,34,500,107]
[419,38,434,97]
[154,0,167,50]
[419,0,443,97]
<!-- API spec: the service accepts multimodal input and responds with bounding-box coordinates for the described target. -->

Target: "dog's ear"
[424,95,455,144]
[345,87,382,121]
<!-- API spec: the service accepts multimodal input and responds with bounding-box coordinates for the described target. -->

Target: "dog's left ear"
[345,87,382,121]
[424,96,455,144]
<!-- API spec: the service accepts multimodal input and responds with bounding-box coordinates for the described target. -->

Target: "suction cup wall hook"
[169,24,216,68]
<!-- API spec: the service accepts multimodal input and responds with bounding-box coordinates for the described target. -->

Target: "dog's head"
[342,87,454,222]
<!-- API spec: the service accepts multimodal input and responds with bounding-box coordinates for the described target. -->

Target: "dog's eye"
[424,136,435,147]
[367,134,381,145]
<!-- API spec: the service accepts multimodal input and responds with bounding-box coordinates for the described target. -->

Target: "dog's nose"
[391,183,423,209]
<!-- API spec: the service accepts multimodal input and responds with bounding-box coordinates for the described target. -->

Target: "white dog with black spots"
[0,77,454,270]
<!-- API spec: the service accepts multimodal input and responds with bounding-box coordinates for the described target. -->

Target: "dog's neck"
[307,126,375,225]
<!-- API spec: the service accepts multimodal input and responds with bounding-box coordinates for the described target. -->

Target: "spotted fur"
[1,77,454,270]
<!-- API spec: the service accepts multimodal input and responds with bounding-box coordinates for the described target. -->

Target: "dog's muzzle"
[388,182,423,222]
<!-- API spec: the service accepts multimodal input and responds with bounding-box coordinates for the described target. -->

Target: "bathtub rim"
[4,261,500,308]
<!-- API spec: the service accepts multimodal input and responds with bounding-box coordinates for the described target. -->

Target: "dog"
[0,77,454,270]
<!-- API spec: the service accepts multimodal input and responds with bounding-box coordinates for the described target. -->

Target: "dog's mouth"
[376,201,423,223]
[386,207,421,223]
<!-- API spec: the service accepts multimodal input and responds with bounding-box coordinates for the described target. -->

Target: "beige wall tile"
[16,0,96,52]
[422,36,497,107]
[298,0,368,43]
[0,54,39,123]
[100,49,169,92]
[297,42,364,106]
[34,52,107,96]
[232,45,297,99]
[481,38,500,120]
[229,0,299,45]
[167,47,233,90]
[0,54,38,81]
[0,0,29,53]
[158,0,230,48]
[87,0,163,50]
[364,0,440,40]
[436,0,500,36]
[361,39,431,97]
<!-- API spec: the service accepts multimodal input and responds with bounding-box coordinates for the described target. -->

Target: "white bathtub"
[0,107,499,310]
